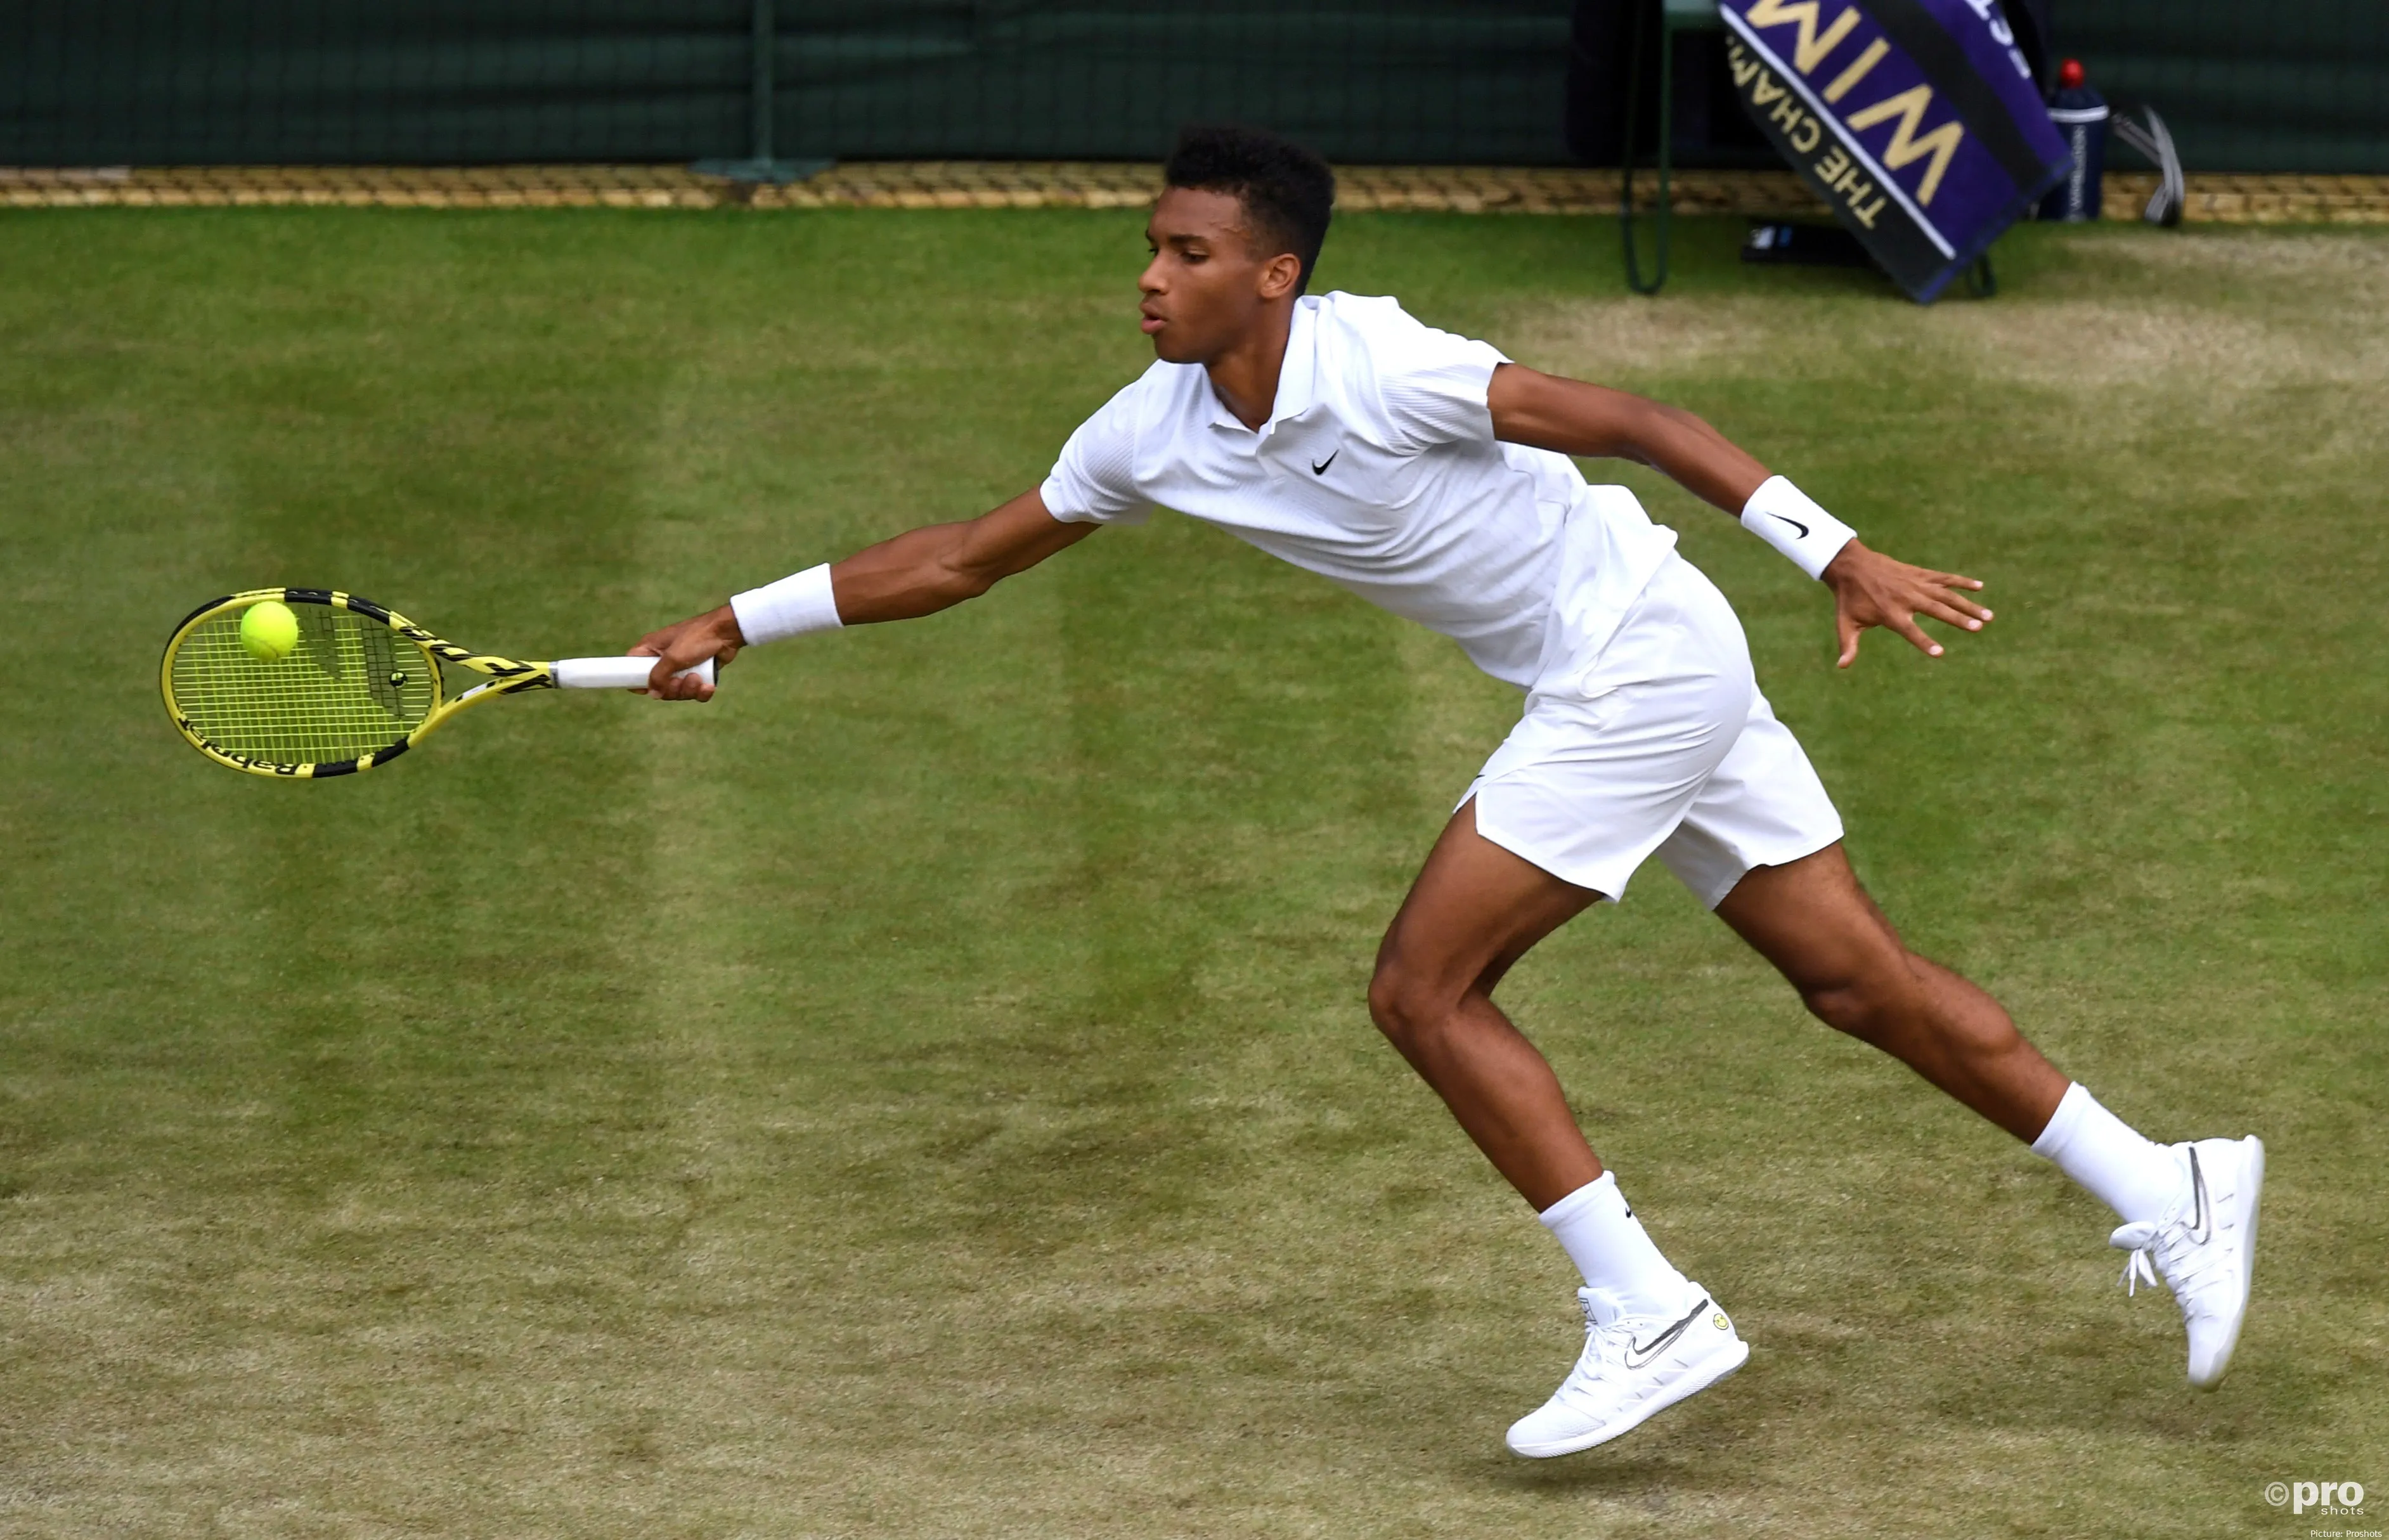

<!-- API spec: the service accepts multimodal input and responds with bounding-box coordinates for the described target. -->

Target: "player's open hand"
[1821,541,1991,668]
[630,604,744,700]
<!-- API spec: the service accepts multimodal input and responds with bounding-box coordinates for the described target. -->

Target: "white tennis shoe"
[2110,1136,2264,1390]
[1505,1281,1749,1458]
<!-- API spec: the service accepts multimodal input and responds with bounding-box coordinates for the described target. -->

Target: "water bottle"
[2038,59,2109,221]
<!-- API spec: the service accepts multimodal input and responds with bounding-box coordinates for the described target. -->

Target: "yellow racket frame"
[161,588,558,779]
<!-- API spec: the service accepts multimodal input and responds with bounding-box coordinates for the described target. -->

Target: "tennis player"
[635,126,2263,1456]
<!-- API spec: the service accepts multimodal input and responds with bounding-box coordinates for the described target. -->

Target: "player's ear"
[1257,251,1304,301]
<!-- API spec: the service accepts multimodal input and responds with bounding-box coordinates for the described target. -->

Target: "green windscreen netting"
[0,3,1577,167]
[1,2,2381,172]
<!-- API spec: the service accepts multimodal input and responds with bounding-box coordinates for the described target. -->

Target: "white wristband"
[729,563,844,645]
[1740,476,1857,579]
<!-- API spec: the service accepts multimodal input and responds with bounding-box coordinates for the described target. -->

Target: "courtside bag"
[1718,0,2071,301]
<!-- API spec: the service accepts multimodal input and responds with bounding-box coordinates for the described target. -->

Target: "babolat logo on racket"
[159,587,717,780]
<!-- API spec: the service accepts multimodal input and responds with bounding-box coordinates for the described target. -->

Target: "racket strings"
[172,607,438,763]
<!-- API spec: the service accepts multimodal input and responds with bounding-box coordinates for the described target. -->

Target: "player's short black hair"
[1162,125,1336,294]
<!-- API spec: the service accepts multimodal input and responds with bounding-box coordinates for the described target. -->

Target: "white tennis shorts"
[1463,551,1842,907]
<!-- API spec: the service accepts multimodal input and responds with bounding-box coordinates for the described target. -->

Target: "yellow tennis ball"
[239,599,299,663]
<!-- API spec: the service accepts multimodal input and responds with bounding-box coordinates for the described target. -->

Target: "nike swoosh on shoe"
[1622,1297,1707,1369]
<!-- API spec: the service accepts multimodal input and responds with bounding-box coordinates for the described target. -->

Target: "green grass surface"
[1,207,2383,1537]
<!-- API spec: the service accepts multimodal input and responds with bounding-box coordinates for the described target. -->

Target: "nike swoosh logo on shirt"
[1622,1297,1709,1369]
[1311,449,1339,476]
[1766,511,1811,539]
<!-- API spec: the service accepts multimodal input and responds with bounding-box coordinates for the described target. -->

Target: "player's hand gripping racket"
[160,587,716,779]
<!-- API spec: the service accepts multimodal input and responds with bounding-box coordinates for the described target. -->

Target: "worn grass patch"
[0,210,2382,1537]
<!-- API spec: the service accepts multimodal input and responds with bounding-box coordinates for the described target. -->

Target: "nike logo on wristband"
[1766,512,1811,540]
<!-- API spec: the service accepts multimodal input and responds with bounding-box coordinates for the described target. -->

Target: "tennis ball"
[239,600,300,663]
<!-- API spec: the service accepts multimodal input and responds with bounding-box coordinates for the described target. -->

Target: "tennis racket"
[161,586,715,779]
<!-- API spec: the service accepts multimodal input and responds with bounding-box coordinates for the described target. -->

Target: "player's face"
[1139,186,1298,365]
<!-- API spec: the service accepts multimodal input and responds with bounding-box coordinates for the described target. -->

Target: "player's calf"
[1792,944,2068,1141]
[1717,850,2263,1385]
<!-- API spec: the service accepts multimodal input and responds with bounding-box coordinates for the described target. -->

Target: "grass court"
[1,205,2383,1536]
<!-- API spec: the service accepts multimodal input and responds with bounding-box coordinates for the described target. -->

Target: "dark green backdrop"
[2,2,2380,172]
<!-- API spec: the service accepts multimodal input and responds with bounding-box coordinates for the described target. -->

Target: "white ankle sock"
[2031,1082,2184,1224]
[1538,1172,1691,1317]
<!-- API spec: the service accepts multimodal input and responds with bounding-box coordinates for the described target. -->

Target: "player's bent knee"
[1800,980,1879,1039]
[1798,964,1915,1043]
[1365,969,1415,1040]
[1366,962,1451,1051]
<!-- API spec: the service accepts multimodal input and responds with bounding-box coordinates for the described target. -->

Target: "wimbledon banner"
[1719,0,2071,301]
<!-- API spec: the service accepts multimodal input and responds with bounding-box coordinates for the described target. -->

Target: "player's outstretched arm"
[1485,363,1991,667]
[632,486,1095,699]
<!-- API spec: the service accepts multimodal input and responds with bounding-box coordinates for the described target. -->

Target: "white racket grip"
[550,656,717,691]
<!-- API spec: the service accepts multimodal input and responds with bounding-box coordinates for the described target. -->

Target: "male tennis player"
[634,126,2262,1456]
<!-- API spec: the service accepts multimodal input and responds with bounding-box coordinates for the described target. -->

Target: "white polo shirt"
[1040,291,1680,692]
